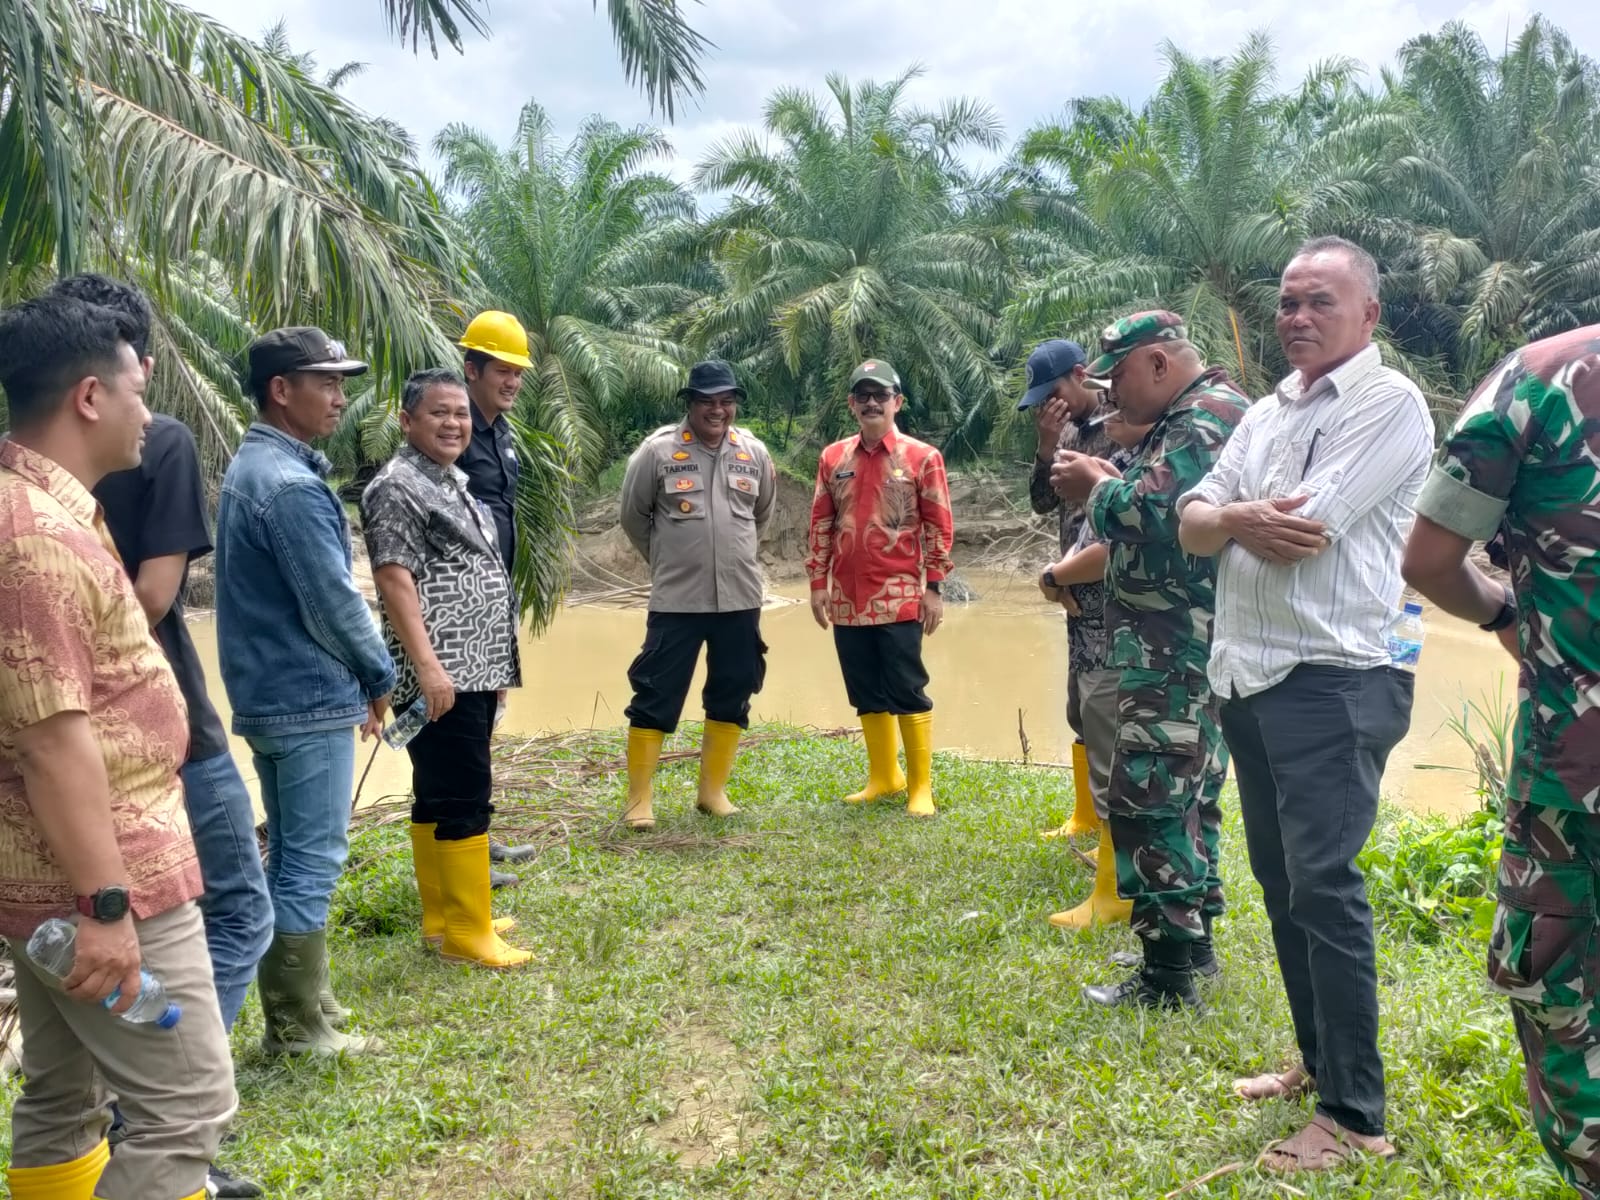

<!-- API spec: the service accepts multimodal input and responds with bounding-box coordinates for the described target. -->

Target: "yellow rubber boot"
[696,720,742,817]
[623,726,665,830]
[843,712,907,803]
[9,1139,108,1199]
[411,823,513,947]
[898,711,937,818]
[1049,819,1133,928]
[436,835,533,968]
[1040,740,1098,840]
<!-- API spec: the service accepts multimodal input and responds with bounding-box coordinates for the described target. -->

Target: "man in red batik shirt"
[807,359,955,817]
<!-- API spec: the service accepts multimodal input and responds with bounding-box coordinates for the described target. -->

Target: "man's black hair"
[401,367,467,414]
[46,272,153,359]
[0,294,141,430]
[463,349,494,377]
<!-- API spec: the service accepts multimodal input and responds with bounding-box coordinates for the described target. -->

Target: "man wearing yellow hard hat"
[456,310,537,885]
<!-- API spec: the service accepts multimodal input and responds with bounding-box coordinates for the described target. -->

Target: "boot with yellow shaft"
[8,1139,108,1200]
[623,726,665,830]
[843,712,906,803]
[1049,818,1132,928]
[898,711,937,818]
[436,834,533,969]
[1040,739,1098,840]
[696,720,742,817]
[410,822,514,947]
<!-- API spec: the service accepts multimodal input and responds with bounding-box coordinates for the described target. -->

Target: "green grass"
[1,727,1559,1198]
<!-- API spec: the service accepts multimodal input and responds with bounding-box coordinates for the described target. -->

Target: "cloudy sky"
[185,0,1599,184]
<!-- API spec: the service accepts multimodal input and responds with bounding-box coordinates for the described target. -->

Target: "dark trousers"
[407,690,496,841]
[625,609,766,733]
[1219,664,1413,1137]
[832,621,932,715]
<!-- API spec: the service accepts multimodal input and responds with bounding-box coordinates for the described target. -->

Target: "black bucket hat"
[677,359,746,401]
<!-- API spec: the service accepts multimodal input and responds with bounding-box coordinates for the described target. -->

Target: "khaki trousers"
[7,901,237,1199]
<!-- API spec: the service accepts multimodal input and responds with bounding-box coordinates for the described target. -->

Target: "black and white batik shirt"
[361,443,521,706]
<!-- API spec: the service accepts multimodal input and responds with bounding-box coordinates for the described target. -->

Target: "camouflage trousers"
[1108,669,1227,943]
[1490,797,1600,1199]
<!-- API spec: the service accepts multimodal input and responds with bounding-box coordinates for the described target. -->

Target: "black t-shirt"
[459,403,521,574]
[94,414,231,762]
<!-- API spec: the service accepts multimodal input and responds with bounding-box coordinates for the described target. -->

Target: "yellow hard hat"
[458,310,533,370]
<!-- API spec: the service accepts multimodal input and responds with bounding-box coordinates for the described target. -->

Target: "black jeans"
[832,621,932,715]
[1219,664,1413,1137]
[624,610,767,733]
[407,690,496,841]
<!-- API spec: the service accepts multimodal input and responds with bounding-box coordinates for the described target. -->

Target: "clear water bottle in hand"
[381,696,430,749]
[25,918,181,1028]
[1388,602,1426,672]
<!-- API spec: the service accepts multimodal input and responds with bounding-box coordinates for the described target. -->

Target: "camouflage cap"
[1086,310,1188,377]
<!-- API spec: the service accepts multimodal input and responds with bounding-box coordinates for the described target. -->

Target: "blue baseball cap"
[1017,339,1105,411]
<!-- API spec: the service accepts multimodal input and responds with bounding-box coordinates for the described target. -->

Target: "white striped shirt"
[1179,344,1433,699]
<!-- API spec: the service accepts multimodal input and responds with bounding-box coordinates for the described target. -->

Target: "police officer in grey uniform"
[618,361,777,829]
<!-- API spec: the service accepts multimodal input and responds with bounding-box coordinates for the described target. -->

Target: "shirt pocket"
[726,466,760,516]
[662,472,707,520]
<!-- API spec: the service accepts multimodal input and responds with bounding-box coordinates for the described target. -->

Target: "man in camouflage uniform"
[1402,323,1600,1199]
[1021,340,1117,849]
[1050,311,1246,1009]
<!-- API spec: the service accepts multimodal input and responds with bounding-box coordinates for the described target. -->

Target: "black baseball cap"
[247,327,368,387]
[677,359,745,401]
[1017,339,1105,411]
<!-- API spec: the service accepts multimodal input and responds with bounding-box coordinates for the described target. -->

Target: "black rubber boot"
[489,840,539,863]
[1191,913,1221,980]
[489,866,520,889]
[1083,938,1201,1011]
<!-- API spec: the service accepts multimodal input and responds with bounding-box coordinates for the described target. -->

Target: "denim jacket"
[215,423,395,735]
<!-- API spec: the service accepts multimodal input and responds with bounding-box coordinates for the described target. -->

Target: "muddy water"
[190,569,1509,818]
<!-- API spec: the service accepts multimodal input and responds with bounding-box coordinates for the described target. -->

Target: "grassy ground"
[1,726,1560,1198]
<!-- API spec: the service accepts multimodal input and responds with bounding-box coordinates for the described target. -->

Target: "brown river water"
[190,569,1510,819]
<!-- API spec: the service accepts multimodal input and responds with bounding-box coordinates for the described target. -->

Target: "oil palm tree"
[689,69,1013,453]
[435,100,698,476]
[1379,18,1600,384]
[1010,36,1387,392]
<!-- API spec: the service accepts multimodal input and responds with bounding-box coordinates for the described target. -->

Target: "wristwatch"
[1042,569,1059,589]
[76,886,131,923]
[926,581,942,595]
[1479,585,1516,633]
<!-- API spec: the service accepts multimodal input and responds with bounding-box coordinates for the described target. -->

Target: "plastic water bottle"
[24,918,182,1028]
[1388,602,1426,672]
[381,696,429,749]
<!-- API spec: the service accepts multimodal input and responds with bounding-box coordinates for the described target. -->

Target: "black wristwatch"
[1479,585,1516,633]
[1042,569,1059,590]
[926,581,942,594]
[76,886,131,923]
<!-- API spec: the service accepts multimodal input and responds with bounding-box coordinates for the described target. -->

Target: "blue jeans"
[179,753,273,1032]
[245,728,356,935]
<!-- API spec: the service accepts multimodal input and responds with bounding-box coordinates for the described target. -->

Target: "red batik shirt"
[806,428,955,626]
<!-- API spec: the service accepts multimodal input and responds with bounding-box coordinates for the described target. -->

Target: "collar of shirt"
[397,441,469,487]
[673,418,738,456]
[849,426,900,457]
[246,421,332,477]
[1274,343,1382,408]
[0,438,98,528]
[470,403,503,438]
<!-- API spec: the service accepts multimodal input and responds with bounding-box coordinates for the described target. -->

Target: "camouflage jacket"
[1086,367,1249,686]
[1414,323,1600,813]
[1030,400,1117,672]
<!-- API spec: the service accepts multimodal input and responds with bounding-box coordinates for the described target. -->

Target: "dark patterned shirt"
[360,444,521,706]
[1030,403,1118,672]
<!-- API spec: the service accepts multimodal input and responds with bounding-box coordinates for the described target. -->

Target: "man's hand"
[418,663,456,721]
[1225,496,1329,565]
[361,695,391,742]
[922,589,945,636]
[63,915,142,1012]
[1050,451,1120,504]
[1496,623,1520,660]
[1035,397,1071,461]
[809,591,831,630]
[1059,591,1081,617]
